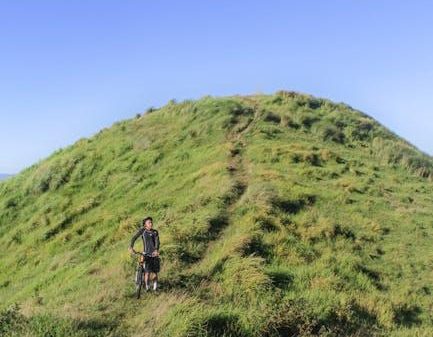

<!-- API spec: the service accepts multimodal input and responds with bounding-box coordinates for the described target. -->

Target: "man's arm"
[154,230,160,255]
[129,227,144,251]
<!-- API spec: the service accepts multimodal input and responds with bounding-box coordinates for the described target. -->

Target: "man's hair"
[142,216,153,225]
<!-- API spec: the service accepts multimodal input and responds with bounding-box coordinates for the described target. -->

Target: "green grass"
[0,91,432,336]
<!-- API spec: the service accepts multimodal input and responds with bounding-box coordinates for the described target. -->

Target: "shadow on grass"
[202,311,248,337]
[394,303,422,327]
[273,194,316,215]
[0,303,120,337]
[266,269,294,289]
[263,299,379,337]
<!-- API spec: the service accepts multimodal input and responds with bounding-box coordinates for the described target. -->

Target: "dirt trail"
[206,105,259,246]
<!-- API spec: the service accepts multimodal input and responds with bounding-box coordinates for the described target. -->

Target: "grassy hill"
[0,91,432,337]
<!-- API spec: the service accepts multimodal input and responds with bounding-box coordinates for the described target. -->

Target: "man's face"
[145,220,153,230]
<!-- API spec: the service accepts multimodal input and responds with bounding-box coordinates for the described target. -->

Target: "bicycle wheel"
[135,266,143,299]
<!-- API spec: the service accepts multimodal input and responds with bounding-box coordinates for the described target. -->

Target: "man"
[129,216,160,291]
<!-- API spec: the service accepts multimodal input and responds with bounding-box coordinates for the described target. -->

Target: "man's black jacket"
[130,227,160,255]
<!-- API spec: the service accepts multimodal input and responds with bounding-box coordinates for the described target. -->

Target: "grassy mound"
[0,92,432,337]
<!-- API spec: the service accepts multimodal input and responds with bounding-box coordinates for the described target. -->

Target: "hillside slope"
[0,92,432,337]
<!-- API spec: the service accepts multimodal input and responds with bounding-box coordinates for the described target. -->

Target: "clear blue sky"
[1,1,432,173]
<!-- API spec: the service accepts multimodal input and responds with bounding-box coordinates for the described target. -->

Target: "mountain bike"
[132,251,158,299]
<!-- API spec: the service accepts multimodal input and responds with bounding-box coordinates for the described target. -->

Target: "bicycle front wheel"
[135,266,143,299]
[135,283,142,299]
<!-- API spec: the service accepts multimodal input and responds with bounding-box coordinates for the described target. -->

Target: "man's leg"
[144,272,150,290]
[153,273,158,291]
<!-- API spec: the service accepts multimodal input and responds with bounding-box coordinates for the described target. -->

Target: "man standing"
[129,216,160,291]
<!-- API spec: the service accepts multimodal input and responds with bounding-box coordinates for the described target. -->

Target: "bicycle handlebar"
[132,250,158,258]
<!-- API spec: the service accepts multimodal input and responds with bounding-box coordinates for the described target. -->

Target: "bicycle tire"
[135,283,142,299]
[135,266,143,299]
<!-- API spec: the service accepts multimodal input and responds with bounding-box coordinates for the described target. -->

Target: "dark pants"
[143,256,160,273]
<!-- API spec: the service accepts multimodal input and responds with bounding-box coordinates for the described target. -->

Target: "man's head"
[143,216,153,230]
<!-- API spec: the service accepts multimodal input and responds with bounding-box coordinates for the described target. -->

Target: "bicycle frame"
[132,250,159,298]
